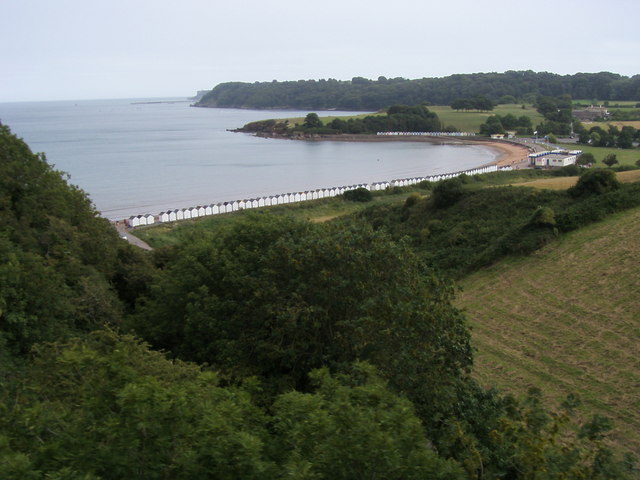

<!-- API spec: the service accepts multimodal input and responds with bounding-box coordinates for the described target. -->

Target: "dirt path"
[113,221,153,251]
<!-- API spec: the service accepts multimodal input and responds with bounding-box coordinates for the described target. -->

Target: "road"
[113,221,153,251]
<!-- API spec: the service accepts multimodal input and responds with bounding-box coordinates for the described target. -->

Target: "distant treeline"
[196,71,640,110]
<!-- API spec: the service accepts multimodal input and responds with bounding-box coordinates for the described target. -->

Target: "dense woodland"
[196,71,640,110]
[1,124,638,478]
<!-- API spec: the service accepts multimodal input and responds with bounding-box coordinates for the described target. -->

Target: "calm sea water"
[0,98,495,219]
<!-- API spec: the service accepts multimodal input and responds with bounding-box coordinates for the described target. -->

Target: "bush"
[432,178,465,208]
[603,154,619,167]
[343,187,373,202]
[404,193,422,208]
[568,169,621,198]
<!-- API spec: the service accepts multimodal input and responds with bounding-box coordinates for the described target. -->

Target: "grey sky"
[2,0,638,102]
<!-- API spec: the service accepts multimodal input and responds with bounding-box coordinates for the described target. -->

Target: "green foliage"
[0,332,469,479]
[451,96,494,112]
[2,129,638,477]
[357,175,640,279]
[291,105,442,134]
[0,125,147,356]
[131,214,473,424]
[577,152,596,166]
[479,113,533,136]
[196,72,639,111]
[603,153,619,167]
[568,169,621,197]
[432,178,466,208]
[535,94,573,135]
[404,192,422,208]
[302,112,322,129]
[272,363,465,480]
[0,331,275,479]
[342,187,372,202]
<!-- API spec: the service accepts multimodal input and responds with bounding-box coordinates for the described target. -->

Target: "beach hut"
[144,214,155,225]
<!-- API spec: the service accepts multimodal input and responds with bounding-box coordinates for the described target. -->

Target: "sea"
[0,98,496,220]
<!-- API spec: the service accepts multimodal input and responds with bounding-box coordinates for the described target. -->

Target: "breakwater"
[124,163,509,227]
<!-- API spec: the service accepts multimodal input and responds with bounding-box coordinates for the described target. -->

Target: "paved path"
[113,221,153,251]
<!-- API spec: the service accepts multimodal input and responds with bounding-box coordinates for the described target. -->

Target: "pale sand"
[477,140,532,168]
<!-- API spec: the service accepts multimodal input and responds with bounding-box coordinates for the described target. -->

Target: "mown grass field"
[574,100,639,107]
[282,104,545,133]
[558,142,640,166]
[456,207,640,456]
[511,169,640,190]
[428,104,545,132]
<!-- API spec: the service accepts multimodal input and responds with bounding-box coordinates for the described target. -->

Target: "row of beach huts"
[377,131,476,137]
[124,164,505,228]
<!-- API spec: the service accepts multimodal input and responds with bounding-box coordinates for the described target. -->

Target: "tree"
[342,187,372,202]
[432,177,466,208]
[0,125,129,356]
[0,331,276,479]
[603,154,619,167]
[479,115,505,136]
[302,112,322,129]
[272,363,465,480]
[568,169,621,197]
[131,214,473,418]
[576,152,596,166]
[616,127,634,149]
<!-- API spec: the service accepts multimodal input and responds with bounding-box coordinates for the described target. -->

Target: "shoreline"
[251,132,533,169]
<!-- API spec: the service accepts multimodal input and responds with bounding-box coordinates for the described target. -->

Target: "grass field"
[574,100,639,108]
[558,142,640,166]
[456,207,640,456]
[428,104,545,133]
[511,169,640,190]
[280,104,545,134]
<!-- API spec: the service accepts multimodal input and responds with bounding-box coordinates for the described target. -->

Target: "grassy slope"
[282,104,545,133]
[456,207,640,455]
[559,142,640,167]
[512,169,640,190]
[428,104,545,132]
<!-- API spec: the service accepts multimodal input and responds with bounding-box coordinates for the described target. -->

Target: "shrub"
[603,154,619,167]
[404,193,422,208]
[432,178,465,208]
[343,187,372,202]
[568,169,621,198]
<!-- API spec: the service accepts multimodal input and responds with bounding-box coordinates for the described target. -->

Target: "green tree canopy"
[302,112,322,129]
[131,214,473,415]
[0,125,147,356]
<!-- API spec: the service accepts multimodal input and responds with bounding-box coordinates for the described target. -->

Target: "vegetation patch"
[456,207,640,456]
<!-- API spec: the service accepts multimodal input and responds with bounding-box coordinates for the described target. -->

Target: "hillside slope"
[457,207,640,455]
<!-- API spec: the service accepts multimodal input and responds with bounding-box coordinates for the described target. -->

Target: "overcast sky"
[2,0,638,102]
